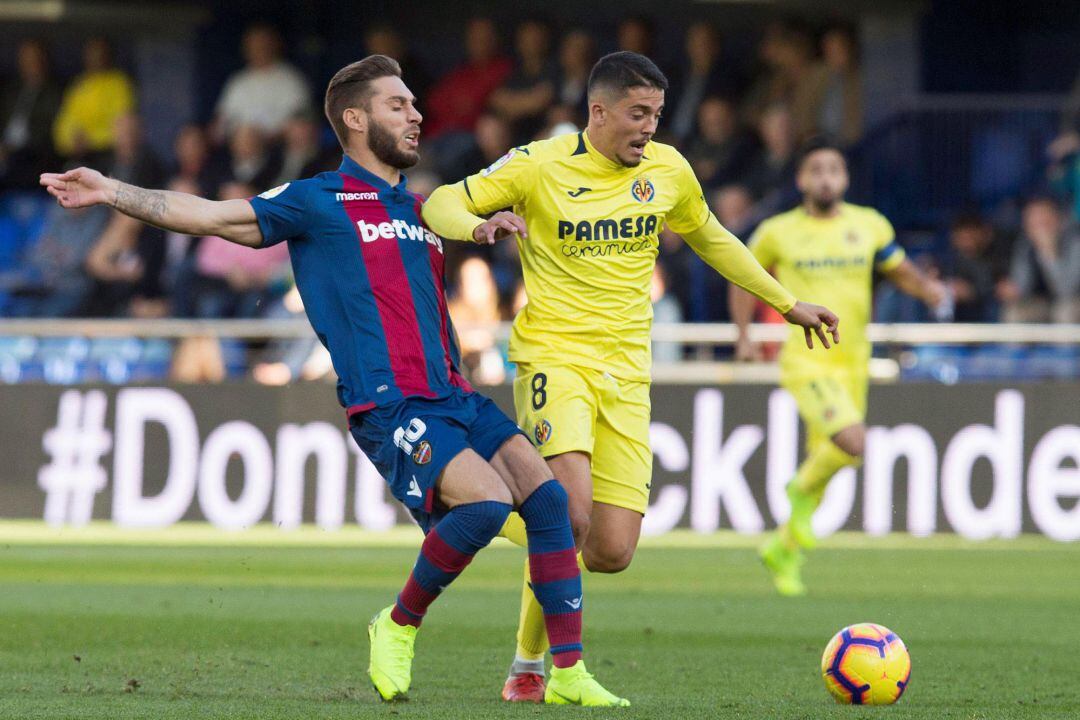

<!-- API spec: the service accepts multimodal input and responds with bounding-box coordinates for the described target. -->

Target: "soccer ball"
[821,623,911,705]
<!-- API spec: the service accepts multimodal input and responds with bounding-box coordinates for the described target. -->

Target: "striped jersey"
[248,154,471,415]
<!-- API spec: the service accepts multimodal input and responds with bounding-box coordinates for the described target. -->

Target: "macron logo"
[357,219,443,253]
[336,192,379,201]
[407,477,423,498]
[565,596,582,610]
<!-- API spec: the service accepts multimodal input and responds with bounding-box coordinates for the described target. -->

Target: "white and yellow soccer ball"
[821,623,911,705]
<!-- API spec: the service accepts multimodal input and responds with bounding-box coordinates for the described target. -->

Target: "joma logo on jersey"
[335,192,379,201]
[557,215,660,241]
[357,219,443,252]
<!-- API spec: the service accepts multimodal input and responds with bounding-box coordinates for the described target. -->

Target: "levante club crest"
[534,419,553,446]
[631,176,655,203]
[412,441,432,465]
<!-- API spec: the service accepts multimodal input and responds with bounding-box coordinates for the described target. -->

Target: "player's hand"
[734,334,762,362]
[40,167,114,209]
[922,277,948,309]
[783,301,840,350]
[472,211,527,245]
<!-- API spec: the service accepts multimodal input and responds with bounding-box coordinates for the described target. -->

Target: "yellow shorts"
[782,371,867,448]
[513,362,652,514]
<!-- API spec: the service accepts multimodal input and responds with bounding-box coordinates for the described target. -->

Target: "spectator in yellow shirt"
[53,37,135,158]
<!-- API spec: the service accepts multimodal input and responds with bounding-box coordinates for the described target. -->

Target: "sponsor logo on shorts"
[407,476,423,497]
[630,176,655,203]
[533,419,553,446]
[412,441,432,465]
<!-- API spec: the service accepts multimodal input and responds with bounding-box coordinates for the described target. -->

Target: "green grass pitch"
[1,524,1078,719]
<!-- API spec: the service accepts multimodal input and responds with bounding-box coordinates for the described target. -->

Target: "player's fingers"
[814,322,831,349]
[824,311,840,344]
[495,218,519,234]
[477,224,495,245]
[508,213,528,238]
[804,326,814,349]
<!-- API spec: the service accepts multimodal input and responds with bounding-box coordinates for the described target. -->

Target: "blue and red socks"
[391,500,511,627]
[519,480,583,668]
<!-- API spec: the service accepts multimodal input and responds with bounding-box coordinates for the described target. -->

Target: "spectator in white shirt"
[212,23,311,142]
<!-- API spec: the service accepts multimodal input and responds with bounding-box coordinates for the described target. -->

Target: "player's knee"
[832,426,866,459]
[840,434,865,459]
[454,498,513,541]
[583,542,634,574]
[569,510,590,548]
[456,473,514,506]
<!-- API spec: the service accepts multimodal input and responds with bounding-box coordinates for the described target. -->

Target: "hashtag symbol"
[37,390,112,526]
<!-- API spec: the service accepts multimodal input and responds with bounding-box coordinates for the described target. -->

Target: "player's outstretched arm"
[683,215,797,312]
[686,215,839,351]
[40,167,264,247]
[883,258,947,311]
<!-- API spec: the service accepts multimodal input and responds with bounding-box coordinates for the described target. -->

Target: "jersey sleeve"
[665,154,712,235]
[747,220,778,269]
[683,214,796,314]
[870,210,905,272]
[247,180,310,247]
[458,145,538,214]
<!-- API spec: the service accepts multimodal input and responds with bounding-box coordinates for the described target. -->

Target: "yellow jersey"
[423,130,794,382]
[749,203,905,379]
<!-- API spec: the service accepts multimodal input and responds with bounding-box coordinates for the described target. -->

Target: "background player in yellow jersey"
[423,52,839,702]
[731,139,946,597]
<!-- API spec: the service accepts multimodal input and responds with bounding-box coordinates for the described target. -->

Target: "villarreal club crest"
[631,176,655,203]
[533,419,553,446]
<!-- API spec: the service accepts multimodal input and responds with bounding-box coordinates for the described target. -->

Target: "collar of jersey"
[580,129,636,172]
[338,154,408,193]
[800,202,848,222]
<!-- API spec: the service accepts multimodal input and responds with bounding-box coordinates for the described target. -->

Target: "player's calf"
[519,480,584,668]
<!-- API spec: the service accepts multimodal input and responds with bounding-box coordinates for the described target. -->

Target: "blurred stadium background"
[1,1,1079,717]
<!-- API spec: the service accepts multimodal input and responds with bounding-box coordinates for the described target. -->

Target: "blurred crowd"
[1,17,1079,384]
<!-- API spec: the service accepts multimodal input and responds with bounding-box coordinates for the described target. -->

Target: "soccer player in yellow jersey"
[731,139,946,597]
[423,51,839,702]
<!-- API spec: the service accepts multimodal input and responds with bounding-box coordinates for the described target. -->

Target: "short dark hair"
[950,210,988,233]
[797,136,846,169]
[1023,194,1061,211]
[587,51,668,99]
[323,54,402,150]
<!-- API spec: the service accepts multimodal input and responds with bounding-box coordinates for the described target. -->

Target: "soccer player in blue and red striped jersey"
[40,55,627,707]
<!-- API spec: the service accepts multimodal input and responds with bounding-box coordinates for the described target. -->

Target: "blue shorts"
[349,390,523,532]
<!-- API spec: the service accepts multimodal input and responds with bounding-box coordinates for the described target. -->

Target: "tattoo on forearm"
[113,182,168,224]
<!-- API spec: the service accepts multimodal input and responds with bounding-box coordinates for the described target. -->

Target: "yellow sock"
[516,558,549,660]
[499,511,528,548]
[793,441,861,496]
